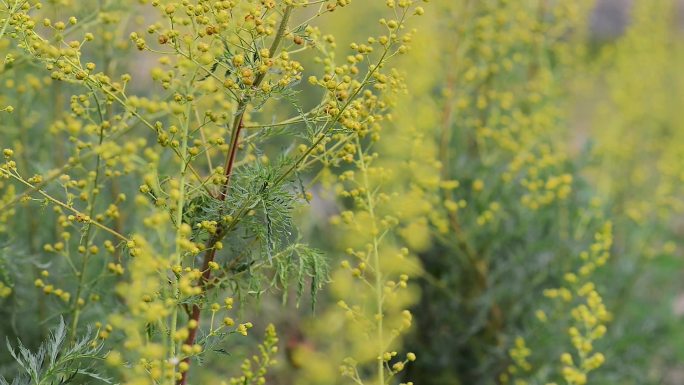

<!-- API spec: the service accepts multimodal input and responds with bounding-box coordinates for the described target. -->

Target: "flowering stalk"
[169,101,192,382]
[69,89,107,344]
[177,6,293,384]
[356,135,386,385]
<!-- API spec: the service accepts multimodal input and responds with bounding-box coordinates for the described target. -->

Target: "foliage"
[1,1,684,385]
[2,318,109,385]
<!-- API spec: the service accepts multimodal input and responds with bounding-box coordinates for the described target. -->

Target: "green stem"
[69,90,107,343]
[2,170,129,241]
[169,101,192,384]
[0,0,19,41]
[356,135,384,385]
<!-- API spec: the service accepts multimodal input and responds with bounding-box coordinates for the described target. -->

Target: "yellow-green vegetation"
[1,1,683,385]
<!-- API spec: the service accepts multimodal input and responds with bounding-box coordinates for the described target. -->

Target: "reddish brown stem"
[177,7,293,383]
[177,247,216,385]
[177,117,242,385]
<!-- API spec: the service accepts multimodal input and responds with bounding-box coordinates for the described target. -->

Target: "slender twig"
[3,171,129,242]
[69,87,107,343]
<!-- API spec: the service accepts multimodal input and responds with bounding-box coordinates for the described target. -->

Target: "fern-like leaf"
[2,318,111,385]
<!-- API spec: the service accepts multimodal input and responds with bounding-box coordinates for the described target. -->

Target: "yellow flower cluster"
[381,11,452,245]
[34,272,72,303]
[0,167,16,233]
[544,222,613,385]
[109,235,174,384]
[507,336,532,375]
[441,0,594,220]
[0,280,11,298]
[586,0,684,253]
[286,2,429,384]
[503,220,612,385]
[0,0,432,384]
[329,116,419,385]
[224,324,279,385]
